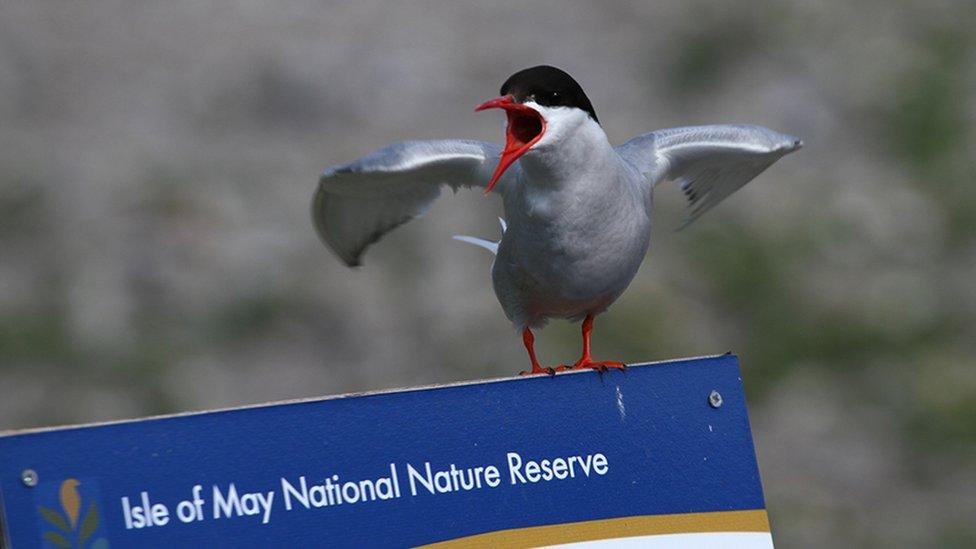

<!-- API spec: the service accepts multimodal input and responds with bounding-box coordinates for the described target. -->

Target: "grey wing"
[313,139,506,266]
[616,125,802,227]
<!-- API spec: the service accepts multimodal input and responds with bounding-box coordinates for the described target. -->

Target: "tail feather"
[453,217,506,255]
[452,235,498,254]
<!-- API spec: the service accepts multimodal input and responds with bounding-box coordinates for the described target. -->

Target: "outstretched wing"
[313,139,506,266]
[616,124,802,227]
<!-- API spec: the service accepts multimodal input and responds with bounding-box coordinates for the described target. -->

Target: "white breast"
[491,110,652,329]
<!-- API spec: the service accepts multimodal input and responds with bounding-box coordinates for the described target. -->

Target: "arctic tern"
[313,65,801,374]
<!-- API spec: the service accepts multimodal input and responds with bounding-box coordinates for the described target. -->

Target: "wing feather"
[312,139,505,266]
[616,124,801,227]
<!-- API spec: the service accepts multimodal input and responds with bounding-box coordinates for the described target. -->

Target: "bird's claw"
[571,359,627,372]
[518,365,565,376]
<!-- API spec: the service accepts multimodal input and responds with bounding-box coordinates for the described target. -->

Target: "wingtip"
[341,246,367,268]
[324,243,363,268]
[321,164,356,179]
[675,215,696,232]
[779,135,803,153]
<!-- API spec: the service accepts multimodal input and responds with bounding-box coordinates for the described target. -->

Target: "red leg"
[570,314,626,371]
[519,328,562,375]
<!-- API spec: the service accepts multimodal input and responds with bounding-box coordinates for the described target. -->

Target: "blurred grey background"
[1,1,974,546]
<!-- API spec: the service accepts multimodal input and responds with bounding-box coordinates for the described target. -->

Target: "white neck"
[517,104,615,187]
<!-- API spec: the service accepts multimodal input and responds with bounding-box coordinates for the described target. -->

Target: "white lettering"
[281,476,308,511]
[507,452,610,485]
[407,462,435,495]
[593,453,608,475]
[507,452,526,484]
[212,484,242,520]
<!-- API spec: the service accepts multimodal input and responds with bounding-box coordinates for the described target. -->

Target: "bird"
[59,478,82,529]
[312,65,801,375]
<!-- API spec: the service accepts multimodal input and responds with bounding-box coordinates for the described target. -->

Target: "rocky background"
[2,1,974,546]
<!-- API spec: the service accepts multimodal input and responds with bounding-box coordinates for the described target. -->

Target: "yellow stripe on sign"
[420,509,770,548]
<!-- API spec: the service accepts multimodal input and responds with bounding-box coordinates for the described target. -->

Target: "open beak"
[475,95,546,194]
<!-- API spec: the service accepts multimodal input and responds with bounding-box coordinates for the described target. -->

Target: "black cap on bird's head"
[499,65,599,124]
[475,65,598,193]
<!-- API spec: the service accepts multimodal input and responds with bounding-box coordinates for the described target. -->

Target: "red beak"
[475,95,547,194]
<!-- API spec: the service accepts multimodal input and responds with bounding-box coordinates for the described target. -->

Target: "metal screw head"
[708,390,723,409]
[21,469,38,487]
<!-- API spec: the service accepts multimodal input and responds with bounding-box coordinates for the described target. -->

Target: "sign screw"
[708,390,723,409]
[21,469,38,487]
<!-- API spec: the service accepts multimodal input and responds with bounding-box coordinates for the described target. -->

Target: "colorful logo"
[37,479,109,549]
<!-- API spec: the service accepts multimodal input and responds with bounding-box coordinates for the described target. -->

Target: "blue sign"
[0,354,772,547]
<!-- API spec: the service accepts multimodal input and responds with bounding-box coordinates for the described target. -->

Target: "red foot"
[518,318,626,376]
[519,365,570,376]
[519,327,570,376]
[565,314,627,373]
[569,359,627,372]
